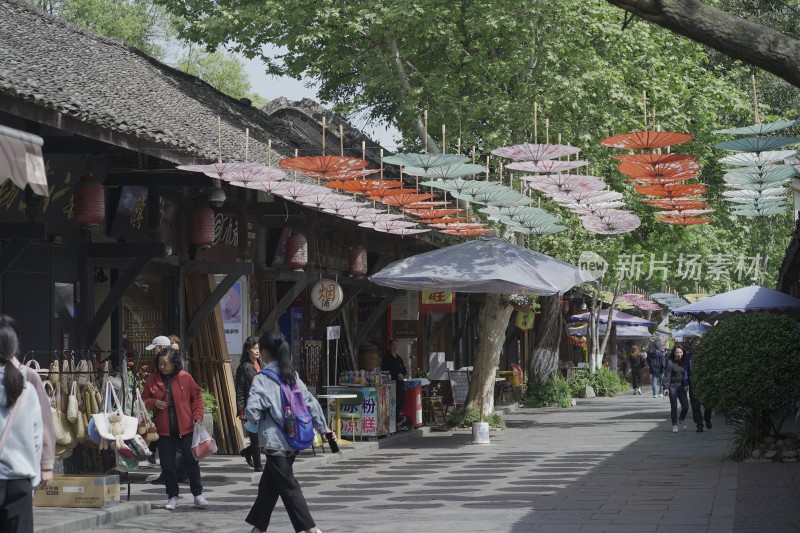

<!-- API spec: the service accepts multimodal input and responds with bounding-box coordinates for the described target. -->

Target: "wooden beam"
[88,242,167,258]
[258,278,310,334]
[0,240,29,276]
[352,293,396,349]
[184,273,239,351]
[183,261,254,276]
[425,313,454,355]
[320,288,362,329]
[0,222,46,241]
[86,254,154,346]
[103,172,212,187]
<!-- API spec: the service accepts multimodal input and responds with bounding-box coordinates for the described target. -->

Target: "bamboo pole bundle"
[184,274,244,454]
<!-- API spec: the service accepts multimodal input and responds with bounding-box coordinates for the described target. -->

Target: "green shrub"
[693,313,800,455]
[447,407,504,429]
[589,367,628,397]
[521,372,572,408]
[567,368,592,397]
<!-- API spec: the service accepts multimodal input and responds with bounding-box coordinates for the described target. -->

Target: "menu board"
[448,370,471,405]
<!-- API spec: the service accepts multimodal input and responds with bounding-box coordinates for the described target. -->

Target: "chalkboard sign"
[448,370,471,406]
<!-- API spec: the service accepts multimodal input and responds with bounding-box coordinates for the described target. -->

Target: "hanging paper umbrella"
[714,136,798,153]
[403,162,486,179]
[495,206,559,225]
[656,215,713,226]
[581,211,641,234]
[382,153,468,170]
[506,159,589,173]
[723,165,796,182]
[611,153,696,164]
[722,178,790,192]
[428,222,487,230]
[718,150,797,166]
[224,164,287,187]
[635,183,707,198]
[550,190,624,205]
[325,179,404,195]
[405,207,462,218]
[565,203,627,217]
[654,208,715,217]
[731,205,790,217]
[617,159,700,180]
[417,215,475,224]
[441,227,494,237]
[452,185,531,206]
[379,227,431,236]
[491,142,581,161]
[278,155,369,179]
[358,211,406,225]
[247,177,294,194]
[525,176,606,195]
[519,173,605,187]
[643,198,711,211]
[319,198,367,215]
[722,188,786,200]
[507,220,568,235]
[404,201,451,208]
[600,130,693,150]
[177,162,261,179]
[421,179,495,196]
[372,192,435,208]
[296,192,347,210]
[359,218,420,231]
[624,175,693,186]
[333,204,384,222]
[713,119,798,136]
[271,182,331,202]
[364,187,421,201]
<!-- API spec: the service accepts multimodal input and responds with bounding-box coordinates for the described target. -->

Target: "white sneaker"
[165,497,178,510]
[306,529,323,533]
[672,425,678,433]
[680,420,688,430]
[193,494,208,509]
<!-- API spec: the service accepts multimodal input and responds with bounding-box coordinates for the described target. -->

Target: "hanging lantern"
[286,232,308,271]
[189,206,215,249]
[73,174,106,225]
[348,245,368,277]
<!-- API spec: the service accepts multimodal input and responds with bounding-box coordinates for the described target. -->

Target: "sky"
[242,55,402,151]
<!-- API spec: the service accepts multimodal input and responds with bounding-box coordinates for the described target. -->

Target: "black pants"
[157,432,203,498]
[246,452,315,532]
[630,369,642,390]
[0,478,33,533]
[689,389,713,428]
[246,430,262,469]
[668,383,689,424]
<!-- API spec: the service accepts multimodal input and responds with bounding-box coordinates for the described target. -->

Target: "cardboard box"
[34,474,120,508]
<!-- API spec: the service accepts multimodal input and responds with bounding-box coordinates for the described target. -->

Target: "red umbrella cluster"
[600,131,713,226]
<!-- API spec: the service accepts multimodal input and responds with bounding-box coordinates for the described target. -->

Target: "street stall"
[324,374,396,439]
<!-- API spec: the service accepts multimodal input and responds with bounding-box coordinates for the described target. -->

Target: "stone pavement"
[34,393,800,533]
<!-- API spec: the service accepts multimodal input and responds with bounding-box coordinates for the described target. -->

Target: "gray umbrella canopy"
[370,237,591,294]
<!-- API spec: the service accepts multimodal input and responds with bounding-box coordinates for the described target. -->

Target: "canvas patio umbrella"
[566,309,654,327]
[672,285,800,320]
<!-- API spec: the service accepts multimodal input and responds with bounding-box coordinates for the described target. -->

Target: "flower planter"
[513,303,532,312]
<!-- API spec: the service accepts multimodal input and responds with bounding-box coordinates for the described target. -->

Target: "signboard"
[218,280,242,355]
[271,227,292,268]
[419,291,456,313]
[327,326,341,340]
[448,370,470,406]
[327,383,395,438]
[515,309,536,330]
[311,279,344,311]
[197,214,261,262]
[392,320,418,338]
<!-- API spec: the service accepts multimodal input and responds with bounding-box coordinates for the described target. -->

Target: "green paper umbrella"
[731,205,790,217]
[724,164,796,182]
[383,153,468,170]
[722,178,790,192]
[714,136,798,153]
[718,150,797,166]
[713,120,798,136]
[403,162,486,179]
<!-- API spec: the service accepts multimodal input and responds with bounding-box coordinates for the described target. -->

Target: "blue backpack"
[260,368,315,450]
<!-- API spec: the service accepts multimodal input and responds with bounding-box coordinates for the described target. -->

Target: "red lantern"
[73,174,105,225]
[189,206,215,249]
[348,245,368,277]
[286,232,308,271]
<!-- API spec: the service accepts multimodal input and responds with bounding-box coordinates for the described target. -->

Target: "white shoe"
[680,420,687,430]
[672,425,678,433]
[193,494,208,509]
[165,497,178,510]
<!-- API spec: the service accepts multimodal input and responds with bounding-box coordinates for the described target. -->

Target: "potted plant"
[201,389,218,437]
[507,293,539,313]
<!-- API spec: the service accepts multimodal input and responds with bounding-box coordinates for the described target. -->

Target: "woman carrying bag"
[142,347,207,511]
[236,336,264,472]
[0,316,43,533]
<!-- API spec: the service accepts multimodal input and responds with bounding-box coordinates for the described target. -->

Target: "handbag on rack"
[91,381,137,447]
[47,356,60,387]
[59,354,75,392]
[52,382,77,448]
[134,389,157,438]
[67,381,79,423]
[75,359,92,387]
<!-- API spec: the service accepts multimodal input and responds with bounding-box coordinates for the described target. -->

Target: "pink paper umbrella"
[581,212,641,235]
[526,176,606,196]
[359,219,419,231]
[225,164,287,187]
[491,143,581,161]
[270,182,331,202]
[320,198,366,215]
[507,160,590,173]
[519,173,605,187]
[334,205,383,222]
[358,212,406,225]
[246,178,293,194]
[551,190,624,205]
[177,162,261,180]
[564,202,626,217]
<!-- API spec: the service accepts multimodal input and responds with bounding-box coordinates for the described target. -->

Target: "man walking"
[646,337,666,398]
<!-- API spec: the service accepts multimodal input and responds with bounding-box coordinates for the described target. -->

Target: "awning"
[0,124,48,196]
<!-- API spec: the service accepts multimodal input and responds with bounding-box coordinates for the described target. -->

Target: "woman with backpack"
[245,331,333,533]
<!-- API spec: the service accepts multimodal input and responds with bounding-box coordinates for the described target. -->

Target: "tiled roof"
[0,0,316,164]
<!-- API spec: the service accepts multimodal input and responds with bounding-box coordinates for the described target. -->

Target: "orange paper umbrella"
[643,198,710,211]
[441,227,494,237]
[611,153,696,163]
[326,179,403,195]
[635,183,707,198]
[618,159,699,180]
[405,208,462,218]
[418,215,475,224]
[625,176,692,186]
[278,155,368,179]
[405,201,450,208]
[600,130,693,150]
[365,188,420,201]
[374,193,434,207]
[657,216,713,226]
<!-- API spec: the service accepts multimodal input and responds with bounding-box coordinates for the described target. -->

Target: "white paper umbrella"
[320,198,368,215]
[358,212,406,225]
[359,219,419,230]
[718,150,797,166]
[581,212,641,235]
[334,205,384,221]
[452,185,531,206]
[271,182,331,202]
[507,160,590,173]
[508,221,568,235]
[491,142,581,161]
[479,205,546,221]
[525,176,606,195]
[225,164,287,187]
[177,162,260,180]
[722,188,787,199]
[563,201,625,216]
[551,190,624,205]
[421,179,497,195]
[725,196,787,207]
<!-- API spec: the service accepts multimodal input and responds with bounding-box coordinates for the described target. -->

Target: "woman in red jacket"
[142,347,208,511]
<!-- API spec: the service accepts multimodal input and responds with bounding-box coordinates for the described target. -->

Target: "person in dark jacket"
[236,336,264,471]
[683,344,713,433]
[629,346,644,395]
[381,339,408,428]
[661,345,690,433]
[646,337,666,398]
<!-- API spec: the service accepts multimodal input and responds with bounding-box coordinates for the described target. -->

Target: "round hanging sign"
[310,279,344,311]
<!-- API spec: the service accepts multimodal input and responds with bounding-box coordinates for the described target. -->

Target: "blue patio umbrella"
[671,322,711,339]
[566,309,654,327]
[672,285,800,320]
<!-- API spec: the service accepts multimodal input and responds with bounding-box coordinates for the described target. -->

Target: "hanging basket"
[512,303,532,312]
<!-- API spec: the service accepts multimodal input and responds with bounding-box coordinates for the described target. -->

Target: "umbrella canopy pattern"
[405,163,486,179]
[383,153,468,170]
[673,285,800,320]
[371,237,591,294]
[600,130,692,150]
[491,142,581,161]
[278,155,368,180]
[567,309,655,327]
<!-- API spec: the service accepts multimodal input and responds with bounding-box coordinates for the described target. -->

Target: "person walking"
[662,345,690,432]
[646,337,666,398]
[0,315,43,533]
[142,347,208,510]
[628,346,644,395]
[382,339,408,428]
[236,335,264,472]
[245,331,332,533]
[683,345,713,432]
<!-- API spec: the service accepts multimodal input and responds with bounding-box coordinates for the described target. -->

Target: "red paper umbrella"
[506,160,589,173]
[429,222,486,230]
[405,208,463,218]
[611,153,696,163]
[326,179,404,195]
[441,227,494,237]
[418,215,475,224]
[635,183,707,198]
[657,215,713,226]
[370,193,434,207]
[278,156,368,179]
[618,159,699,180]
[654,208,715,217]
[599,130,693,150]
[491,142,581,161]
[643,198,710,211]
[624,176,693,186]
[404,201,450,208]
[365,188,420,201]
[581,212,641,235]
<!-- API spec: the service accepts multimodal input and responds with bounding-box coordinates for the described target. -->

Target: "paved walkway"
[34,393,800,532]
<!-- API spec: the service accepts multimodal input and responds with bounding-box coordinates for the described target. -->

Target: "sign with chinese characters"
[392,320,418,338]
[515,309,536,330]
[419,291,456,313]
[326,383,394,437]
[311,279,344,311]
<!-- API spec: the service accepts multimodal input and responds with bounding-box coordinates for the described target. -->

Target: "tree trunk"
[528,295,562,384]
[605,0,800,89]
[464,294,513,419]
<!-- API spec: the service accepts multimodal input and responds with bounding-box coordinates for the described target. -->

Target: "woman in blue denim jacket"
[244,331,332,533]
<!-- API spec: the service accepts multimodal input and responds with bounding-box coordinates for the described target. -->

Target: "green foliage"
[693,313,800,443]
[201,389,217,417]
[567,368,592,398]
[447,407,505,429]
[521,372,572,408]
[590,367,629,397]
